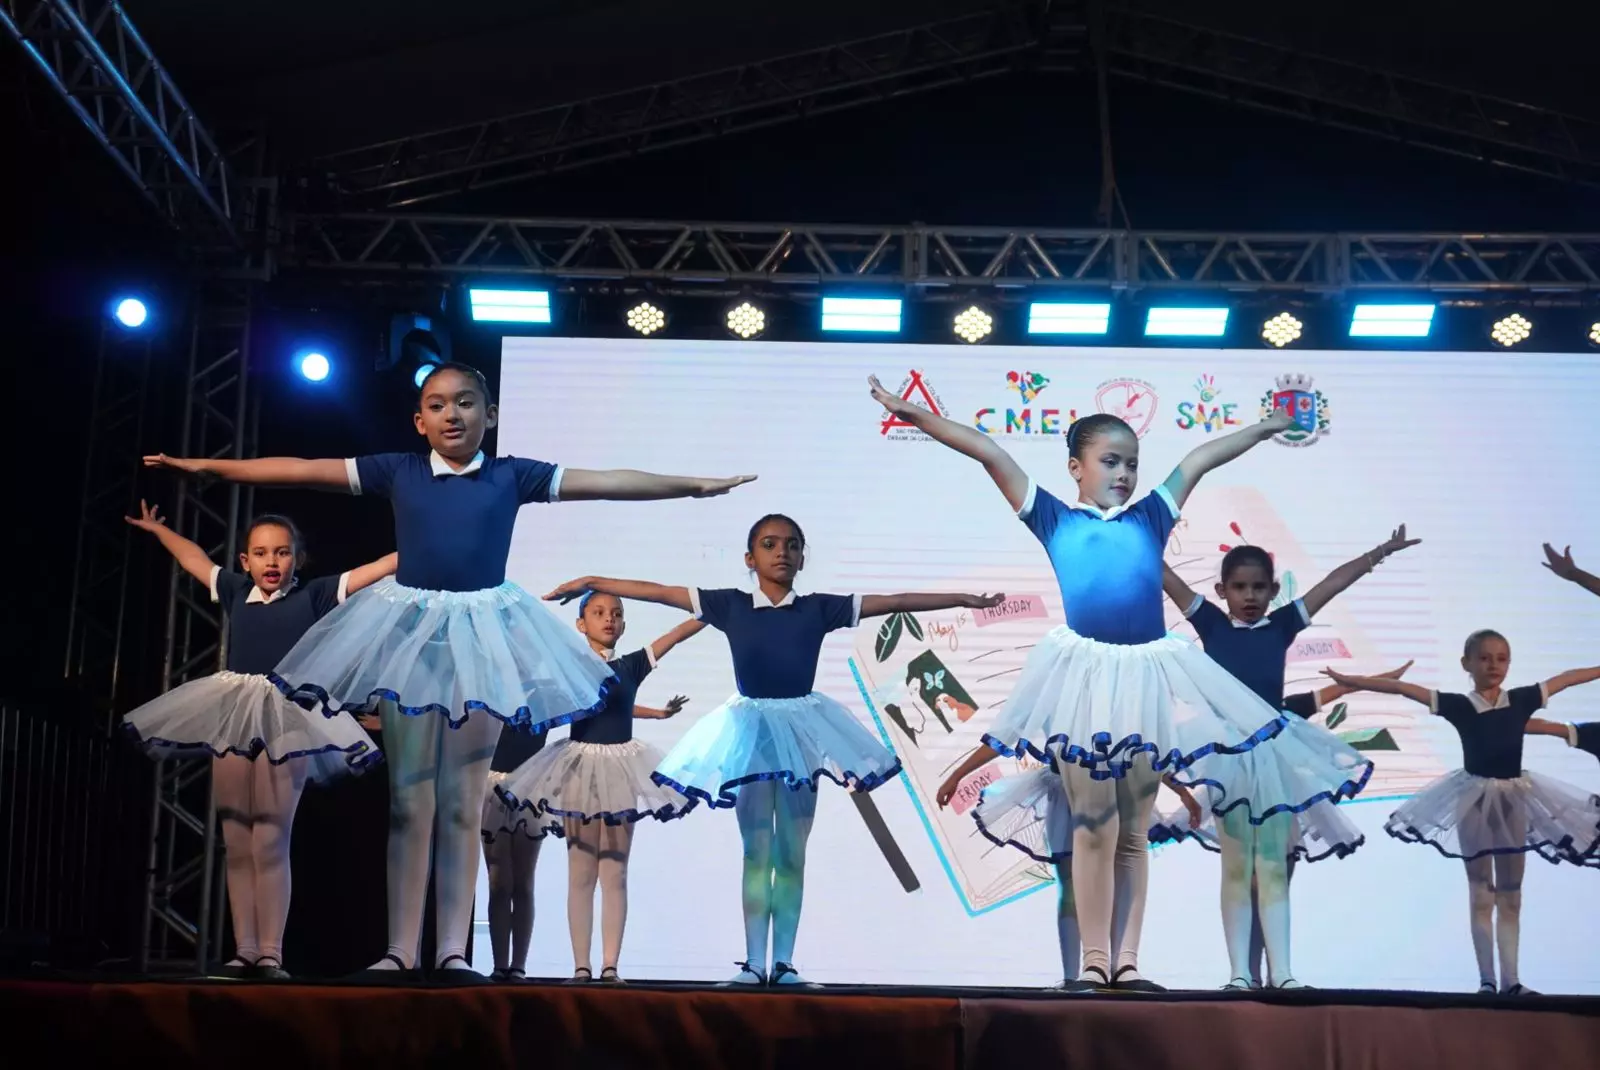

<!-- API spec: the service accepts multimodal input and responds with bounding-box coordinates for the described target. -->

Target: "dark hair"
[576,590,621,619]
[1463,629,1508,658]
[1066,413,1135,459]
[417,362,494,406]
[1220,545,1275,582]
[746,513,806,552]
[243,513,305,560]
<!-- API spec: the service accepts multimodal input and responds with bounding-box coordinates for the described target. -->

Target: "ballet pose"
[1154,531,1418,989]
[481,724,547,983]
[870,375,1371,992]
[1542,543,1600,599]
[121,503,394,979]
[497,593,704,983]
[1325,632,1600,994]
[545,513,1002,986]
[144,362,754,980]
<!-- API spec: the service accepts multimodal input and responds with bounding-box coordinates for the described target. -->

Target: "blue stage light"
[414,362,438,388]
[820,297,902,333]
[113,297,148,329]
[298,352,331,382]
[1145,307,1230,337]
[1028,302,1111,335]
[1349,304,1435,338]
[469,288,551,324]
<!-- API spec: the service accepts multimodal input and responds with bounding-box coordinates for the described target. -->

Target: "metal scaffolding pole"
[138,279,256,974]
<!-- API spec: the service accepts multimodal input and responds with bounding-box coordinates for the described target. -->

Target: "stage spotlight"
[626,301,667,336]
[298,352,331,382]
[1145,307,1229,337]
[469,288,551,324]
[113,297,148,329]
[1489,313,1532,347]
[1349,304,1434,338]
[413,362,439,389]
[1590,322,1600,346]
[726,301,766,339]
[952,305,993,344]
[1261,312,1303,348]
[1027,302,1110,335]
[821,296,902,333]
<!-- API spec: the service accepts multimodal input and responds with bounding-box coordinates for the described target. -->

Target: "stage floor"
[7,974,1598,1069]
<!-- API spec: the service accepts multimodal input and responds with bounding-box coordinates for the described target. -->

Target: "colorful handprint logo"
[1006,370,1050,404]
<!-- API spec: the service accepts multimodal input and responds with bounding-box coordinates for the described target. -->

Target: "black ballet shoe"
[505,967,527,983]
[1112,965,1166,993]
[431,953,489,985]
[489,968,509,982]
[1222,977,1253,992]
[251,957,292,982]
[770,962,821,989]
[1504,983,1538,996]
[566,967,594,985]
[342,952,420,984]
[718,961,767,987]
[213,958,256,980]
[1055,966,1112,994]
[599,966,627,985]
[1477,981,1498,995]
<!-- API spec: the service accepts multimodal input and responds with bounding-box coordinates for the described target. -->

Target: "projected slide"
[479,337,1600,993]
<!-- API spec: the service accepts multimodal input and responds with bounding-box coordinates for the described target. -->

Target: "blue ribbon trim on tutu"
[1382,819,1600,868]
[118,721,383,772]
[648,758,905,810]
[971,806,1071,866]
[1181,756,1375,828]
[980,712,1292,783]
[493,783,700,830]
[267,671,616,735]
[481,813,559,845]
[1146,820,1366,864]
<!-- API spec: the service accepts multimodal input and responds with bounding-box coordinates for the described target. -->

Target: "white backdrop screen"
[473,336,1600,993]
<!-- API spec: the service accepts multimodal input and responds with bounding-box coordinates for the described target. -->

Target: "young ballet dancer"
[544,513,1003,986]
[144,361,755,980]
[1325,632,1600,994]
[121,502,395,979]
[497,592,704,984]
[481,725,547,983]
[870,376,1371,992]
[1154,533,1418,989]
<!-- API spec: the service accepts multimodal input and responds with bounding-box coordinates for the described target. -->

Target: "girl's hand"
[869,375,917,417]
[1375,660,1414,681]
[1542,543,1579,580]
[356,713,382,732]
[935,771,963,808]
[123,499,168,533]
[1375,524,1421,560]
[662,696,688,718]
[1260,405,1297,433]
[1182,791,1205,830]
[692,475,757,498]
[963,592,1006,609]
[1321,667,1358,687]
[543,577,595,604]
[143,453,202,473]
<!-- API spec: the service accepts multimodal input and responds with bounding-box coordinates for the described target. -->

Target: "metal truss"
[62,321,151,730]
[0,0,239,243]
[280,214,1600,296]
[139,279,258,974]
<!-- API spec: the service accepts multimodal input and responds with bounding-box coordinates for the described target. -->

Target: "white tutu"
[984,628,1372,821]
[1149,790,1365,863]
[651,692,901,808]
[972,765,1073,864]
[1385,769,1600,866]
[482,770,546,843]
[271,578,614,732]
[121,671,378,783]
[496,738,693,833]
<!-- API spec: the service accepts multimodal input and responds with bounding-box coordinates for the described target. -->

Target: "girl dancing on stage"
[1152,533,1419,989]
[870,376,1371,992]
[121,502,394,979]
[145,362,754,980]
[544,514,1002,987]
[497,593,703,984]
[1324,632,1600,994]
[481,725,547,983]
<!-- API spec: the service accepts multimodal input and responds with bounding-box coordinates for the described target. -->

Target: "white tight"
[1060,763,1160,981]
[481,828,541,973]
[1466,852,1526,989]
[1217,809,1293,984]
[1054,864,1080,980]
[213,754,305,966]
[1247,857,1297,985]
[374,704,500,970]
[565,819,636,972]
[734,780,818,970]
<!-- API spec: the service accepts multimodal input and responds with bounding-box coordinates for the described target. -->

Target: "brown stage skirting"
[7,978,1598,1069]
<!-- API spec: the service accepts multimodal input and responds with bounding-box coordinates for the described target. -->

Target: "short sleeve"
[692,588,741,629]
[1282,692,1318,720]
[616,648,655,690]
[350,453,412,498]
[811,593,862,633]
[1576,723,1600,760]
[1432,692,1473,725]
[1185,599,1229,643]
[509,457,562,505]
[1507,684,1546,719]
[211,568,252,606]
[1018,480,1070,547]
[303,575,344,619]
[1267,600,1312,642]
[1128,486,1180,545]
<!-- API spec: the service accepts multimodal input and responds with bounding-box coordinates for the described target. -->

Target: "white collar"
[245,584,290,605]
[1067,498,1129,521]
[1466,689,1513,713]
[594,646,616,661]
[752,588,798,609]
[1227,615,1272,630]
[429,450,484,477]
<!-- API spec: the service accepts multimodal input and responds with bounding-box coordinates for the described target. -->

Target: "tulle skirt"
[497,738,693,833]
[1149,791,1365,863]
[482,770,547,843]
[271,578,614,732]
[1385,769,1600,866]
[972,766,1074,864]
[121,671,378,783]
[984,628,1373,821]
[651,692,902,808]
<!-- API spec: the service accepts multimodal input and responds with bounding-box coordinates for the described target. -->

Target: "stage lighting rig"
[1261,312,1303,348]
[726,301,766,339]
[626,301,667,336]
[112,297,149,329]
[1489,313,1532,347]
[952,306,993,344]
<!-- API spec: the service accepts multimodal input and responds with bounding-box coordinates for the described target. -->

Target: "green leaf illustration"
[904,613,925,641]
[1325,702,1347,731]
[875,613,904,662]
[1338,727,1399,752]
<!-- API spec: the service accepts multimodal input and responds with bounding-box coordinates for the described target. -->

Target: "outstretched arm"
[860,592,1005,618]
[1311,660,1414,707]
[936,746,1002,807]
[1162,563,1200,611]
[1301,526,1421,617]
[1527,717,1582,746]
[1544,666,1600,701]
[635,696,689,720]
[647,618,708,663]
[124,500,214,585]
[1543,544,1600,600]
[869,375,1030,512]
[1161,408,1294,509]
[345,553,400,597]
[144,453,351,490]
[544,575,695,614]
[558,469,755,502]
[1321,667,1434,708]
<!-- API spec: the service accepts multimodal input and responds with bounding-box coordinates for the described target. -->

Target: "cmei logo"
[1174,374,1242,433]
[975,371,1072,437]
